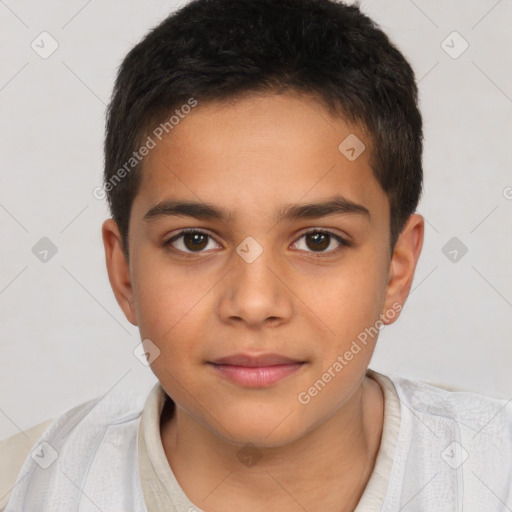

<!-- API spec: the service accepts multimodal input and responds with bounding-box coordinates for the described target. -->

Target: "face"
[103,91,423,447]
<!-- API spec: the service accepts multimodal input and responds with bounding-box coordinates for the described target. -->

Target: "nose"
[217,243,294,329]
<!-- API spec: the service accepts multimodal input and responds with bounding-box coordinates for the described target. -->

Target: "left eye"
[292,230,350,253]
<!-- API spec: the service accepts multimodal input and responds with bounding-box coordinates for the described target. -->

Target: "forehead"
[132,91,388,225]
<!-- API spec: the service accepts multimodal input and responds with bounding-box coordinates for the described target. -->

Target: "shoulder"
[371,371,512,509]
[2,380,155,511]
[390,373,512,480]
[389,373,512,436]
[0,419,54,511]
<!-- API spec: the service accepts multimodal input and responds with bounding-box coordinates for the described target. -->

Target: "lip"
[208,353,306,387]
[211,352,303,367]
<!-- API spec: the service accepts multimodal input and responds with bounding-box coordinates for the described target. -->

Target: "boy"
[2,0,511,510]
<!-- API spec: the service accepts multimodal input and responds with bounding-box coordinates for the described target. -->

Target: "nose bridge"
[237,241,276,286]
[233,236,280,298]
[218,236,292,326]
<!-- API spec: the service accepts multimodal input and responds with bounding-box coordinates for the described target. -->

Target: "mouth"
[207,353,307,387]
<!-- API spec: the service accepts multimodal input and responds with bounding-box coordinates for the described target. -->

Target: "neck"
[160,375,384,512]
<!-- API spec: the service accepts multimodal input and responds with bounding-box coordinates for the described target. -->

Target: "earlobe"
[101,219,138,326]
[381,214,424,325]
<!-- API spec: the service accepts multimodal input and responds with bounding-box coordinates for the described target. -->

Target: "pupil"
[185,233,207,251]
[307,232,329,251]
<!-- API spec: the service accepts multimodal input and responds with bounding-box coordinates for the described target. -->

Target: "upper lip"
[210,353,304,367]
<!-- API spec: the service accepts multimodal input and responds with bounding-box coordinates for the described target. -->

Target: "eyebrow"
[142,195,370,223]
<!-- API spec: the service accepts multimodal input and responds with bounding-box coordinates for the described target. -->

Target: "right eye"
[163,228,221,254]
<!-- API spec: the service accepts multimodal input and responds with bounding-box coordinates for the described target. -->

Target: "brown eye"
[292,229,350,254]
[183,232,208,251]
[305,232,330,251]
[164,229,219,254]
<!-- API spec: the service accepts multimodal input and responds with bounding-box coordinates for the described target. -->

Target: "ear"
[381,213,424,325]
[102,219,138,326]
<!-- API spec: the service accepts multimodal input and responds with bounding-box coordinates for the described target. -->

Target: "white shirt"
[2,368,511,511]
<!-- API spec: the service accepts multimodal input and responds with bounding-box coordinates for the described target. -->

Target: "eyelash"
[163,228,353,257]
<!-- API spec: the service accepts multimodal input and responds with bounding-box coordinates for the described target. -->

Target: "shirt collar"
[137,368,401,512]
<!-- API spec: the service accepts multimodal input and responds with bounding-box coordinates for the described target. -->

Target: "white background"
[1,0,511,440]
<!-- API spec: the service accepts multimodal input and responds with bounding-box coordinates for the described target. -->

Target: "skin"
[102,90,424,512]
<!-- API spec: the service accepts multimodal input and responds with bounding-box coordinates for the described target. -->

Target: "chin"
[212,412,309,450]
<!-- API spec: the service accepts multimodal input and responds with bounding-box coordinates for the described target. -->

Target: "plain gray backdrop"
[1,0,511,440]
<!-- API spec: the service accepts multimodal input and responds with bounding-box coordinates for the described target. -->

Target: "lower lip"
[209,363,305,387]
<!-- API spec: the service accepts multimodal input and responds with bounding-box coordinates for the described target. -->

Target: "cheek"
[133,271,205,392]
[303,256,387,343]
[131,260,204,354]
[132,245,199,328]
[296,261,386,413]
